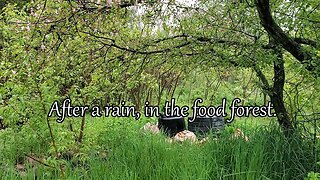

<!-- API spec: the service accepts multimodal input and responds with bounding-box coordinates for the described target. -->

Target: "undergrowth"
[0,117,317,180]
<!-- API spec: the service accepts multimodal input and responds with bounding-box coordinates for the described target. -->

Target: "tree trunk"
[253,47,295,134]
[270,48,295,134]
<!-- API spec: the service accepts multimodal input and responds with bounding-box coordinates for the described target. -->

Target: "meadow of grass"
[0,116,317,180]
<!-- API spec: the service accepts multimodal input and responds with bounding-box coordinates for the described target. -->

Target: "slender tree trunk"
[78,115,85,143]
[263,92,267,106]
[253,47,295,134]
[270,48,294,134]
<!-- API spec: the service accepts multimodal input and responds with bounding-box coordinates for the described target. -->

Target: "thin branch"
[24,154,54,168]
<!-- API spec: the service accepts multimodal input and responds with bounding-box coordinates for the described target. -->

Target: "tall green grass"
[4,124,313,180]
[84,126,314,180]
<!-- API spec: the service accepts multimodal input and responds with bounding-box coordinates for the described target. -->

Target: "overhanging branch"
[255,0,319,74]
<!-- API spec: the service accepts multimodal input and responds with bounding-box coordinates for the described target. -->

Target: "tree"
[254,0,319,133]
[1,0,319,135]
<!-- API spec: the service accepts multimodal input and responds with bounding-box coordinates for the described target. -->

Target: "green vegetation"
[0,70,318,179]
[0,0,319,179]
[0,116,316,180]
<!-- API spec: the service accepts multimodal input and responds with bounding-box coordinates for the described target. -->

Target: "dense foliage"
[0,0,319,179]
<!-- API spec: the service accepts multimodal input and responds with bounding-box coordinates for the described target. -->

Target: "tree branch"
[255,0,319,74]
[294,38,318,48]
